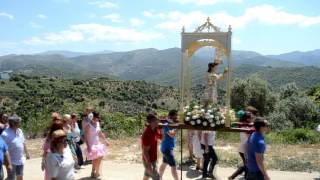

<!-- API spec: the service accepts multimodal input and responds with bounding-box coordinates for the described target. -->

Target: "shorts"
[162,149,176,167]
[143,161,159,180]
[7,164,24,180]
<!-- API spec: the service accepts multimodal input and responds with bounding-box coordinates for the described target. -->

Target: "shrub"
[267,129,320,144]
[282,128,320,144]
[100,112,145,138]
[273,96,319,129]
[267,111,294,131]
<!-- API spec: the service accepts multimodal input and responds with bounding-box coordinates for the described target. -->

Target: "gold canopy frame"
[180,17,233,127]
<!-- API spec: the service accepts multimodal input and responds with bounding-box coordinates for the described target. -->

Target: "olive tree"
[231,75,277,116]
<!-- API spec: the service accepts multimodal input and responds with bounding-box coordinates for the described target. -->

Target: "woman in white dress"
[203,62,228,108]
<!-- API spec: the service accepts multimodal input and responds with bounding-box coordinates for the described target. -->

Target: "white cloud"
[0,12,14,19]
[154,5,320,31]
[30,21,43,28]
[24,23,162,45]
[233,37,241,44]
[130,18,145,26]
[142,10,166,19]
[170,0,242,6]
[102,13,121,23]
[88,1,118,8]
[37,14,47,19]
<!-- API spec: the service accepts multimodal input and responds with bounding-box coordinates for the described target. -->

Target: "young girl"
[85,111,108,178]
[42,121,64,180]
[229,111,254,180]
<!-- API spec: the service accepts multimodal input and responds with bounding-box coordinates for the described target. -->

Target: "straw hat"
[51,129,67,139]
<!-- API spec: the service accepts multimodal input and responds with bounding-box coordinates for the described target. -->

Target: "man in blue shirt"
[247,117,270,180]
[159,110,179,180]
[0,113,12,180]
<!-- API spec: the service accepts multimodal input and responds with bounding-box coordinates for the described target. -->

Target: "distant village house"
[0,70,13,80]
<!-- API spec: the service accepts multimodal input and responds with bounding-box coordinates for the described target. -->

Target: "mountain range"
[0,48,319,88]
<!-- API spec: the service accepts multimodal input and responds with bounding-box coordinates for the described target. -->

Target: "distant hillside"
[150,64,320,89]
[267,49,320,66]
[37,50,114,58]
[1,48,320,89]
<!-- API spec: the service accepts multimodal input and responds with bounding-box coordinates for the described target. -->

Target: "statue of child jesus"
[203,59,228,108]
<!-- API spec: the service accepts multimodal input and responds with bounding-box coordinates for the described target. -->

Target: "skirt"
[86,143,107,160]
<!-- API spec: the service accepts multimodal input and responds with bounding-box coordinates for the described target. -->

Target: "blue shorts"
[7,164,24,180]
[162,149,176,167]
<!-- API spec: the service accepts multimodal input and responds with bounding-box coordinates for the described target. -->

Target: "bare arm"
[4,151,12,171]
[217,68,228,80]
[24,143,30,159]
[255,153,270,180]
[99,131,109,146]
[167,129,176,138]
[142,145,153,174]
[84,124,91,151]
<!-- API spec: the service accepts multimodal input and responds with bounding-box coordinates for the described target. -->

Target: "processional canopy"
[180,18,233,127]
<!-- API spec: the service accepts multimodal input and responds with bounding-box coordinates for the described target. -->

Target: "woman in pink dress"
[84,111,108,178]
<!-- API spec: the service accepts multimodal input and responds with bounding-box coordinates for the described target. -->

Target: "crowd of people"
[0,105,270,180]
[141,106,270,180]
[0,107,108,180]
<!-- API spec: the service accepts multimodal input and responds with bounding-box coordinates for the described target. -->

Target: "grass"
[178,131,320,172]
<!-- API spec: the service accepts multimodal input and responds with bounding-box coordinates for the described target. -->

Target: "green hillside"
[0,75,178,137]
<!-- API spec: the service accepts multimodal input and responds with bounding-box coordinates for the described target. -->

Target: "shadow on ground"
[178,163,202,179]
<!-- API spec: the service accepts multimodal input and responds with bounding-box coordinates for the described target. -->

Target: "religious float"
[160,18,249,132]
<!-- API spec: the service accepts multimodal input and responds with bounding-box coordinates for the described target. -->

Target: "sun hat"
[8,114,22,123]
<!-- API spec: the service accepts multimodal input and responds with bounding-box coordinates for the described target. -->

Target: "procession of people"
[0,63,271,180]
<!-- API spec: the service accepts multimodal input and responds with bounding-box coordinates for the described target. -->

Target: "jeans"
[201,144,218,176]
[75,142,84,166]
[246,171,265,180]
[230,152,247,179]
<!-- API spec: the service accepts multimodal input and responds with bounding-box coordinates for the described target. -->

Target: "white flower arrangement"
[183,104,226,128]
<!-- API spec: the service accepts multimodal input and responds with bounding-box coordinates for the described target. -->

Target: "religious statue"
[203,58,228,108]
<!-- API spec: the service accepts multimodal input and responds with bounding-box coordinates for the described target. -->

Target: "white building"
[0,70,13,80]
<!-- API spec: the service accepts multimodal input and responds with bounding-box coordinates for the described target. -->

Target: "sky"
[0,0,320,55]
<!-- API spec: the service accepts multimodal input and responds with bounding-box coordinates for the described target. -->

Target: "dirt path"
[21,158,319,180]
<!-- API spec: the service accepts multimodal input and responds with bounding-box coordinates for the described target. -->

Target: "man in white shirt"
[201,131,218,179]
[1,115,30,180]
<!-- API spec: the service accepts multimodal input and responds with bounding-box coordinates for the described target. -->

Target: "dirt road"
[21,158,319,180]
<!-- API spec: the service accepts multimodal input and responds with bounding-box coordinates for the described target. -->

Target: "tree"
[279,83,299,99]
[270,96,319,129]
[268,84,320,131]
[307,86,320,106]
[231,76,277,116]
